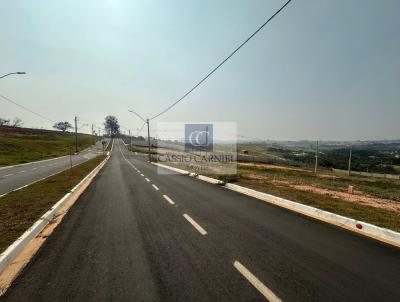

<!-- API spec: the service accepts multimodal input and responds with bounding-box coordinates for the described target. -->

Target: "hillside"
[0,126,95,166]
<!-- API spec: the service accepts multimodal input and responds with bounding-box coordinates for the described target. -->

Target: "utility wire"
[150,0,292,120]
[135,122,147,136]
[0,93,56,123]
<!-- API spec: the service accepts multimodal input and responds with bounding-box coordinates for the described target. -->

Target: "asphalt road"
[0,140,107,197]
[2,139,400,301]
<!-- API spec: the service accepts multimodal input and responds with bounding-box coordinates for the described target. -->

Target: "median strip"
[233,261,282,302]
[183,214,207,235]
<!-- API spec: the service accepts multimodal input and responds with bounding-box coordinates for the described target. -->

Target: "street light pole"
[74,116,78,153]
[146,118,151,162]
[128,109,152,162]
[348,144,353,176]
[0,72,26,79]
[314,140,319,173]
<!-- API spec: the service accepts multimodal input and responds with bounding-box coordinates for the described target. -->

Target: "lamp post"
[0,72,26,79]
[128,109,151,162]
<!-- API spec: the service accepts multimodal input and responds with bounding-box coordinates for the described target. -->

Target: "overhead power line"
[0,93,56,123]
[135,122,147,136]
[150,0,292,120]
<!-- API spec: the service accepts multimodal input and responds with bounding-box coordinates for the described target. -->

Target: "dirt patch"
[239,162,308,173]
[292,184,400,213]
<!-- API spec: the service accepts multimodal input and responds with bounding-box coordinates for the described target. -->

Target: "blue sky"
[0,0,399,140]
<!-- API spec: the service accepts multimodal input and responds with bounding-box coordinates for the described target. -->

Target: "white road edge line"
[162,194,175,205]
[182,214,207,235]
[145,178,151,182]
[233,261,282,302]
[152,184,159,191]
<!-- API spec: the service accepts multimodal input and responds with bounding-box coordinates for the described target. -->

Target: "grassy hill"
[0,126,95,166]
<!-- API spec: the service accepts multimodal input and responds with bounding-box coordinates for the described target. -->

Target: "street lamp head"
[16,72,26,75]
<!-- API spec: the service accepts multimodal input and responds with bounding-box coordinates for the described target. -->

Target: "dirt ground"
[292,184,400,213]
[239,162,400,213]
[239,162,307,172]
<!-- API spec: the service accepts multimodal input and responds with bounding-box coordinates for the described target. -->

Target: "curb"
[0,155,110,275]
[152,162,400,248]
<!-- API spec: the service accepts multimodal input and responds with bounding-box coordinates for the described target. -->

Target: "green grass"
[0,134,95,166]
[0,155,106,253]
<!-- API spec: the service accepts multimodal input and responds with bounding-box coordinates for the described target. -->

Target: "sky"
[0,0,399,141]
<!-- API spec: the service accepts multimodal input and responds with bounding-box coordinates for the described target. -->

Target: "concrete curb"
[152,162,400,248]
[0,155,110,274]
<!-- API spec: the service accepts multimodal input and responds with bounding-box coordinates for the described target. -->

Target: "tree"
[11,117,23,127]
[53,121,73,132]
[0,118,10,126]
[104,115,120,137]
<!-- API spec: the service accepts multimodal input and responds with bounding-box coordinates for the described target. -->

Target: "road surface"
[1,139,399,301]
[0,140,107,197]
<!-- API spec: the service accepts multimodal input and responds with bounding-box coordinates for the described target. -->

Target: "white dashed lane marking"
[152,184,159,191]
[183,214,207,236]
[145,178,150,182]
[162,194,175,205]
[233,261,282,302]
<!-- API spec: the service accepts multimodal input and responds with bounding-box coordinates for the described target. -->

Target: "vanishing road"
[0,140,107,197]
[2,139,399,301]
